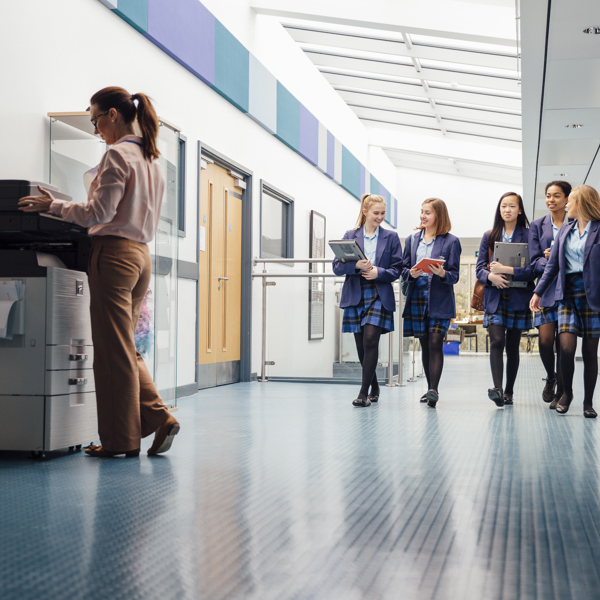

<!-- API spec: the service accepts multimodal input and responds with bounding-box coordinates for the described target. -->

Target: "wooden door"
[198,161,243,388]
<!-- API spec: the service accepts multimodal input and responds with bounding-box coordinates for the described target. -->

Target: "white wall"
[0,0,399,385]
[395,167,525,242]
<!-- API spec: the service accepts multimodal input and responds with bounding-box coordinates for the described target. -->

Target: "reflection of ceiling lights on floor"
[583,27,600,34]
[565,124,584,128]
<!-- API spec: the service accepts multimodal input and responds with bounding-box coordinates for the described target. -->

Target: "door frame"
[197,141,253,383]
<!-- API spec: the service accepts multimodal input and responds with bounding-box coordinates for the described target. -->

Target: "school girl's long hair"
[90,86,160,161]
[354,194,386,229]
[569,185,600,222]
[416,198,451,236]
[489,192,529,249]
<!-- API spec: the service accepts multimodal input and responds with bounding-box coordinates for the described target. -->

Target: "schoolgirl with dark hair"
[401,198,462,408]
[333,194,403,407]
[19,86,179,457]
[476,192,535,407]
[529,181,570,408]
[532,185,600,418]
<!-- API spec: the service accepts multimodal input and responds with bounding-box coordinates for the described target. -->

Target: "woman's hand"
[18,185,55,213]
[489,261,513,275]
[530,294,541,312]
[362,266,378,280]
[544,247,552,260]
[429,263,446,278]
[488,273,509,289]
[410,266,423,278]
[356,259,372,272]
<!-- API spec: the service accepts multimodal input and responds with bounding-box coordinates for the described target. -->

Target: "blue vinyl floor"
[2,355,600,600]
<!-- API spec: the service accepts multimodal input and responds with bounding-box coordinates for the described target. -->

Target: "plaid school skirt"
[534,303,559,327]
[484,291,533,330]
[558,273,600,338]
[342,279,394,333]
[403,278,450,338]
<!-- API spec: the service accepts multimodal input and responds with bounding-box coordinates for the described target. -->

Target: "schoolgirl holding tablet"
[529,181,570,408]
[531,185,600,418]
[402,198,461,408]
[476,192,534,407]
[332,194,403,407]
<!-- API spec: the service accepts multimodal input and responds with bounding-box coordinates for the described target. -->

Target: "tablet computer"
[493,242,529,288]
[329,239,367,261]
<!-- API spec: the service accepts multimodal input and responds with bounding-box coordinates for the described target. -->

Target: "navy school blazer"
[535,220,600,312]
[401,231,462,320]
[332,227,403,312]
[475,225,535,314]
[529,214,560,308]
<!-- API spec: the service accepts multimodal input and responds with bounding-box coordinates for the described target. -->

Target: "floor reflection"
[2,358,600,600]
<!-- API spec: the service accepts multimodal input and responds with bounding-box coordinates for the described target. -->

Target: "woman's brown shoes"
[85,444,140,458]
[148,415,180,455]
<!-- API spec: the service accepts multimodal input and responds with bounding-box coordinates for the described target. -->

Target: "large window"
[260,181,294,259]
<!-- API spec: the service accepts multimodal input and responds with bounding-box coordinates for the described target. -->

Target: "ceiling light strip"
[305,50,521,81]
[283,25,518,59]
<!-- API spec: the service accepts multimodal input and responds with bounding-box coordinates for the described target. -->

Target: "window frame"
[177,133,187,237]
[259,180,294,260]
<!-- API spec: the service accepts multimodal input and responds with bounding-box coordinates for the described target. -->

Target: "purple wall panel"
[298,104,318,166]
[326,131,335,179]
[146,0,215,86]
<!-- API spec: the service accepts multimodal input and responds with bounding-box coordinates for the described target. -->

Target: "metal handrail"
[253,258,406,385]
[254,258,332,264]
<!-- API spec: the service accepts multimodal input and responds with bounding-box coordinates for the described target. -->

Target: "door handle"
[218,277,229,281]
[69,378,88,386]
[69,354,88,362]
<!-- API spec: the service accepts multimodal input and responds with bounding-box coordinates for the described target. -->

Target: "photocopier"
[0,180,97,456]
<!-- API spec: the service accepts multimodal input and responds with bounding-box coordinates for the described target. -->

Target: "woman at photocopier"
[18,86,179,459]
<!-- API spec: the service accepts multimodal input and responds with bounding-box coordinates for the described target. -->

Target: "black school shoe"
[542,378,557,403]
[352,397,371,407]
[426,390,439,408]
[503,393,514,405]
[488,387,504,407]
[420,394,428,403]
[549,392,562,410]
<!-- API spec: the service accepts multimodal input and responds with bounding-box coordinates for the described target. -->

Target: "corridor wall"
[0,0,399,384]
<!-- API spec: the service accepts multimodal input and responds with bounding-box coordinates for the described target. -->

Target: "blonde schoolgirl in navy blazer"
[332,194,402,408]
[532,185,600,418]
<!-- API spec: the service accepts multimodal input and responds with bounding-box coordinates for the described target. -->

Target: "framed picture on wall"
[309,210,326,340]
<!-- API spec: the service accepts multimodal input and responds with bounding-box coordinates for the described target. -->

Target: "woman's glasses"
[90,111,109,129]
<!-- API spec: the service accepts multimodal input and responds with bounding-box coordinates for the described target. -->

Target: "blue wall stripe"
[214,20,249,113]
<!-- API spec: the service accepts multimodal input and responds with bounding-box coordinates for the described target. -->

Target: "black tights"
[354,324,383,399]
[538,322,563,394]
[420,332,445,392]
[488,325,522,395]
[559,333,599,408]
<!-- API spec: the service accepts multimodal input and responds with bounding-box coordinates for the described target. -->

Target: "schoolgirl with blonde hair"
[333,193,403,407]
[533,185,600,418]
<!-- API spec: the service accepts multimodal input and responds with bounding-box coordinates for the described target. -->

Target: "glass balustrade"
[49,113,180,405]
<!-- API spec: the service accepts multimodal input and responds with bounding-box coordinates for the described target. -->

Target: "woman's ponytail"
[354,193,386,229]
[131,93,160,161]
[90,87,161,162]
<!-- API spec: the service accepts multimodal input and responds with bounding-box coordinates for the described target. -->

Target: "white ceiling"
[521,0,600,219]
[251,0,523,186]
